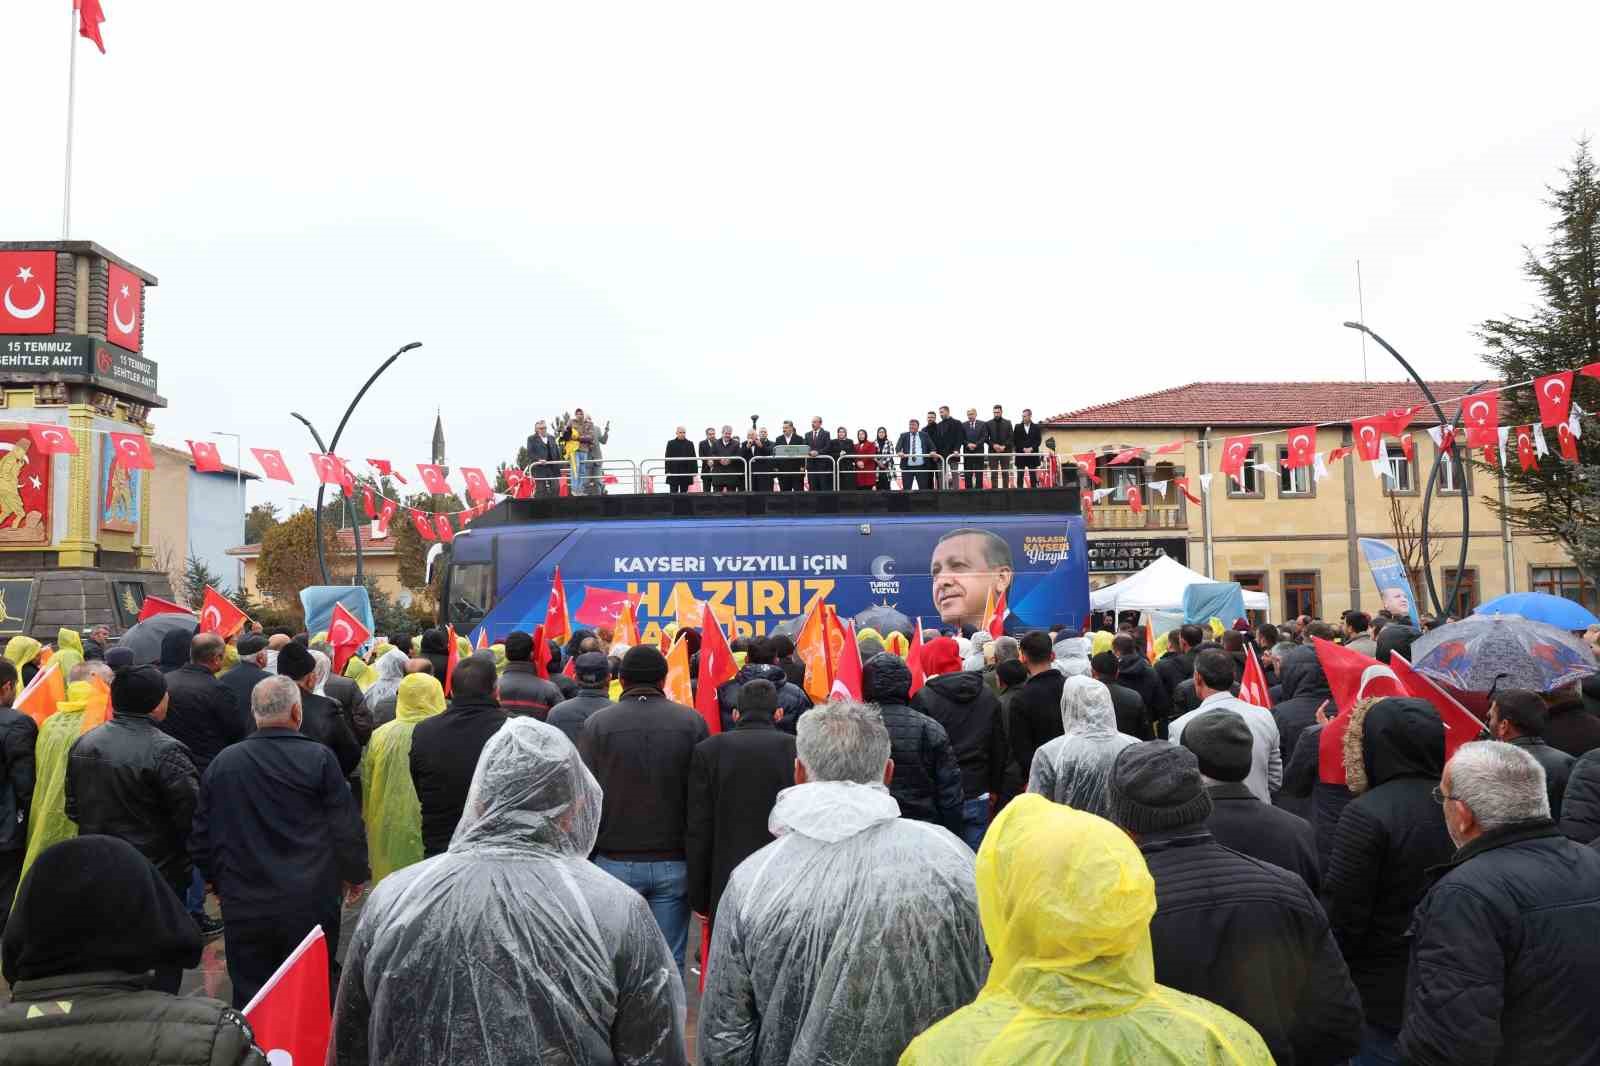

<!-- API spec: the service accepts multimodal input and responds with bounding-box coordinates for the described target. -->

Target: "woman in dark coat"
[853,430,878,490]
[664,427,697,494]
[873,427,894,490]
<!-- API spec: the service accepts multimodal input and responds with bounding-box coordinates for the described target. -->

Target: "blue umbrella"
[1411,614,1597,694]
[1475,591,1599,630]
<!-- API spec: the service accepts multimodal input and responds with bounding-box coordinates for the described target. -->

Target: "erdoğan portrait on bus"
[931,527,1013,629]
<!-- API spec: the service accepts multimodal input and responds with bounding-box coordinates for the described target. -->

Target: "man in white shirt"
[1168,649,1282,803]
[896,418,935,491]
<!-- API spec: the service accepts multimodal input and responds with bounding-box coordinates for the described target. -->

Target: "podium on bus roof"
[0,240,174,637]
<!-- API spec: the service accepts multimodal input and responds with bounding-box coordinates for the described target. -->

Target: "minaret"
[432,409,448,478]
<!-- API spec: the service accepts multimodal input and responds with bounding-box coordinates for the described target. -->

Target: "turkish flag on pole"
[105,263,142,352]
[529,623,551,679]
[1463,394,1500,447]
[198,586,247,638]
[829,618,864,702]
[444,625,460,696]
[1389,653,1488,760]
[1218,435,1252,480]
[416,464,452,495]
[27,424,77,455]
[986,589,1007,639]
[1240,645,1273,708]
[544,567,571,644]
[460,467,494,505]
[242,926,331,1066]
[1351,416,1386,462]
[187,440,224,473]
[575,585,633,628]
[76,0,107,54]
[327,603,371,676]
[1284,426,1316,469]
[695,606,737,734]
[252,448,294,483]
[1535,372,1575,429]
[0,251,57,333]
[137,595,192,622]
[907,619,927,697]
[475,627,489,651]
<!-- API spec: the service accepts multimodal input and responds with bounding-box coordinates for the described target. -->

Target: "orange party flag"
[79,674,113,734]
[16,662,66,727]
[664,634,693,707]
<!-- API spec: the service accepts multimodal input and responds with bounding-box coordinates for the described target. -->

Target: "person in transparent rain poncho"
[698,700,985,1066]
[1027,675,1138,818]
[329,716,687,1066]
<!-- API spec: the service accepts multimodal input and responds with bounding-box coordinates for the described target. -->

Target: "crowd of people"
[4,603,1600,1064]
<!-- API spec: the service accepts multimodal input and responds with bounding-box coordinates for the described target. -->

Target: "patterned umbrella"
[1411,614,1597,694]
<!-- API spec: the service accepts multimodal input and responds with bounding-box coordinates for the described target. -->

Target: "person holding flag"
[0,657,31,925]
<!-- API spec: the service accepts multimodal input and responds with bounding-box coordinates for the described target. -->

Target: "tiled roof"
[227,528,394,558]
[1044,380,1486,429]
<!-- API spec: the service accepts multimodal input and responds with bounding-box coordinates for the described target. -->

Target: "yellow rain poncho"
[899,795,1272,1065]
[361,673,446,884]
[16,681,94,892]
[218,641,240,675]
[456,635,472,659]
[343,654,376,690]
[491,643,508,675]
[1090,630,1115,657]
[56,628,83,659]
[4,635,41,671]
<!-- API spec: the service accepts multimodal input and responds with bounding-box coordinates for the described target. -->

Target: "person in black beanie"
[1106,741,1361,1066]
[65,666,203,989]
[1183,710,1320,894]
[0,835,265,1065]
[277,641,360,777]
[578,644,709,977]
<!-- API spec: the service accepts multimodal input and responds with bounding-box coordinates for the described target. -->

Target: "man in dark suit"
[986,405,1014,489]
[276,642,360,778]
[686,680,796,931]
[773,420,805,492]
[923,410,945,488]
[714,425,743,492]
[697,427,719,492]
[934,405,963,489]
[1012,407,1043,488]
[960,407,990,490]
[410,656,507,857]
[805,416,834,492]
[220,633,273,721]
[525,419,561,497]
[745,428,776,492]
[896,418,936,491]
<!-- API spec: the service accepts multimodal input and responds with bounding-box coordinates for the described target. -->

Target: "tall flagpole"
[62,0,79,239]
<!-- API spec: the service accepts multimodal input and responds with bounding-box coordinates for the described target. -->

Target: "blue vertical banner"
[1357,538,1423,626]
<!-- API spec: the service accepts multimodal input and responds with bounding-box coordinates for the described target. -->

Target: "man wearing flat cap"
[278,641,360,777]
[64,665,200,991]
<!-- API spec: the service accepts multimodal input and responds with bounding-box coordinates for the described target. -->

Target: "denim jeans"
[960,795,991,852]
[1355,1023,1402,1065]
[594,857,690,975]
[572,450,591,494]
[185,866,207,918]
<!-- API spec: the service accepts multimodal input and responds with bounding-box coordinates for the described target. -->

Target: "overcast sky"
[4,2,1599,516]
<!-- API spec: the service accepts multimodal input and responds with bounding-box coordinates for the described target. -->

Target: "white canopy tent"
[1090,554,1271,614]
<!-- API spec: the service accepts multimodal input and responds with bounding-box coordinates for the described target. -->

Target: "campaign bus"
[441,507,1090,644]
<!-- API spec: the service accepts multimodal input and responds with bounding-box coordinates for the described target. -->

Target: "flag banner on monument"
[1535,371,1575,428]
[1240,645,1273,708]
[695,606,737,735]
[544,567,571,644]
[242,926,331,1066]
[15,663,65,727]
[0,251,56,333]
[198,586,247,638]
[108,432,154,470]
[1357,538,1422,627]
[416,464,452,494]
[137,595,191,622]
[187,440,224,473]
[328,603,371,675]
[77,0,107,54]
[252,448,294,484]
[460,467,494,505]
[105,264,143,352]
[27,424,76,455]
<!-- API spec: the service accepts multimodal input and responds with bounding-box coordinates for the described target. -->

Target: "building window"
[1436,444,1470,495]
[1531,566,1597,611]
[1227,445,1264,499]
[1382,442,1415,496]
[1232,570,1267,623]
[1442,567,1479,618]
[1283,570,1320,619]
[1276,445,1313,497]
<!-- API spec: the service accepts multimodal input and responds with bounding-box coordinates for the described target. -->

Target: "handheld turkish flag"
[614,598,641,646]
[409,510,435,541]
[508,469,532,500]
[187,440,224,473]
[695,606,737,733]
[986,589,1007,639]
[907,619,927,697]
[1218,435,1253,481]
[376,498,397,537]
[529,623,551,679]
[444,625,460,697]
[475,627,489,651]
[108,432,153,471]
[15,662,66,728]
[1312,637,1407,784]
[105,263,142,352]
[433,514,455,543]
[327,603,371,676]
[1463,394,1500,447]
[252,448,294,484]
[416,464,452,495]
[242,926,331,1066]
[1535,371,1575,428]
[575,585,633,628]
[198,586,247,638]
[1351,416,1386,462]
[77,0,107,54]
[1515,426,1538,472]
[1240,645,1273,708]
[665,634,694,707]
[309,453,352,489]
[544,567,571,644]
[1389,653,1488,759]
[830,618,864,701]
[1284,426,1316,469]
[27,424,77,455]
[137,595,191,622]
[0,251,57,333]
[460,467,494,505]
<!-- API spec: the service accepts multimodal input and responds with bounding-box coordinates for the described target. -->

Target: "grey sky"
[5,3,1599,514]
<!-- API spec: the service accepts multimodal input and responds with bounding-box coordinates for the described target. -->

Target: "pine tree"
[1479,140,1600,577]
[182,554,225,609]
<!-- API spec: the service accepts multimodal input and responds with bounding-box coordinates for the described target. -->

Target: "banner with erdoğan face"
[1358,537,1423,627]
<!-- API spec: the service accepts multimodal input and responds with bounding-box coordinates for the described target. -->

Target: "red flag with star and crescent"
[409,510,435,541]
[1515,426,1538,472]
[544,567,572,644]
[198,586,247,638]
[187,440,224,473]
[695,605,737,734]
[0,252,56,334]
[1535,372,1575,429]
[1284,426,1316,469]
[416,464,452,495]
[252,448,294,483]
[27,424,76,455]
[1463,394,1500,448]
[109,432,154,470]
[434,514,455,542]
[77,0,107,54]
[327,603,371,676]
[309,453,352,489]
[1351,416,1386,462]
[1240,645,1273,708]
[460,467,494,505]
[367,458,407,485]
[105,262,142,352]
[1558,420,1580,461]
[1218,435,1252,480]
[375,498,397,537]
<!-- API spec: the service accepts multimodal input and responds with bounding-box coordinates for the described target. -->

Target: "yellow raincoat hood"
[362,673,447,884]
[4,636,41,670]
[16,681,96,895]
[900,794,1272,1065]
[1090,630,1115,657]
[56,628,83,658]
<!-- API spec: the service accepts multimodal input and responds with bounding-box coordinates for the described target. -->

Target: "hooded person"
[900,794,1274,1066]
[330,716,687,1065]
[0,835,266,1066]
[361,673,447,884]
[1052,635,1091,678]
[18,668,111,893]
[52,627,84,680]
[715,636,812,735]
[698,701,985,1065]
[1026,675,1139,818]
[1271,644,1332,819]
[5,634,43,685]
[1322,696,1455,1060]
[418,628,451,682]
[912,644,1009,850]
[860,652,964,836]
[1374,623,1420,665]
[364,648,411,728]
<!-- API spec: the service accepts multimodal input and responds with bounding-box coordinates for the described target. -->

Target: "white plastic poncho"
[1028,676,1138,817]
[698,779,985,1065]
[1053,637,1092,677]
[363,648,409,708]
[329,716,687,1066]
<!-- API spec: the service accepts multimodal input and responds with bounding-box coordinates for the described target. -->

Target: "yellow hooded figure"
[899,795,1272,1065]
[16,679,96,893]
[456,635,472,660]
[343,653,376,690]
[4,635,41,672]
[362,673,447,884]
[1090,630,1115,657]
[491,643,508,675]
[50,630,83,680]
[218,640,240,676]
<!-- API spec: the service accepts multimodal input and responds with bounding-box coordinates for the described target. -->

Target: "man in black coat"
[1011,408,1043,488]
[160,632,251,776]
[1106,741,1362,1066]
[695,427,718,492]
[958,407,989,489]
[1401,740,1600,1066]
[1271,644,1333,819]
[65,665,199,991]
[772,420,806,492]
[525,418,561,497]
[410,657,507,857]
[1184,709,1320,894]
[1090,651,1151,740]
[664,426,697,493]
[496,630,564,719]
[1322,697,1454,1061]
[742,428,776,492]
[1008,631,1068,776]
[804,416,834,492]
[219,633,273,717]
[715,637,811,735]
[578,645,709,975]
[985,404,1013,489]
[1540,681,1600,756]
[862,654,964,836]
[191,674,369,1008]
[896,418,936,492]
[932,405,963,489]
[1560,747,1600,842]
[912,659,1007,849]
[277,642,360,778]
[547,652,615,743]
[686,680,796,929]
[1154,624,1203,704]
[1113,633,1172,725]
[1489,688,1574,821]
[713,425,743,492]
[312,644,373,748]
[0,660,32,930]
